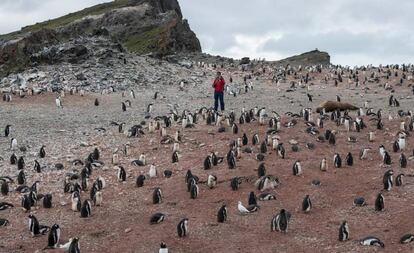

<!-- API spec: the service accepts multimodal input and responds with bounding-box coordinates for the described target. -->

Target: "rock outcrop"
[275,50,330,67]
[0,0,201,77]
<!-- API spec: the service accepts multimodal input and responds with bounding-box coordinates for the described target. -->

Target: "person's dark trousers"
[214,91,225,111]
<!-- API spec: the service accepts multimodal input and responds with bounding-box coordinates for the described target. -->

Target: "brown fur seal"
[316,101,358,113]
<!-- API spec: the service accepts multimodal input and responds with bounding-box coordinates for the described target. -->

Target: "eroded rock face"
[0,0,201,77]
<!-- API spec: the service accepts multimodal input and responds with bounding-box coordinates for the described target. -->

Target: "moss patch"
[122,26,167,54]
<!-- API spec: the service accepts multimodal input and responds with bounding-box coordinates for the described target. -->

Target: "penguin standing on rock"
[292,161,302,176]
[177,218,188,237]
[136,175,146,187]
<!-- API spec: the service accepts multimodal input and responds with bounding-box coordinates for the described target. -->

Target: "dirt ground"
[0,67,414,253]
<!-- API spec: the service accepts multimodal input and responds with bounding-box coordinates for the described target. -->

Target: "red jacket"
[213,77,225,92]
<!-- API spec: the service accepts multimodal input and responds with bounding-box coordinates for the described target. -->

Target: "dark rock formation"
[0,0,201,77]
[275,50,330,67]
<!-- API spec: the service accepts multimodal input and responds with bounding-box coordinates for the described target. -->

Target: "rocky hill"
[275,49,330,67]
[0,0,201,77]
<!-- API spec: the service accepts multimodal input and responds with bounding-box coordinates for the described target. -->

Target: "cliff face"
[275,50,331,66]
[0,0,201,77]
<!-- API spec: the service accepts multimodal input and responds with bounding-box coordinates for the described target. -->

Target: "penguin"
[159,242,168,253]
[252,134,259,145]
[400,153,407,168]
[258,163,266,177]
[320,158,327,171]
[255,176,279,191]
[136,175,146,187]
[1,180,9,196]
[147,103,153,113]
[227,151,236,169]
[149,164,157,178]
[17,169,26,186]
[232,123,238,134]
[0,218,9,226]
[345,152,354,166]
[39,146,46,158]
[258,192,276,200]
[375,193,385,211]
[93,191,102,206]
[92,148,100,160]
[328,132,336,145]
[395,173,404,186]
[94,98,99,106]
[292,161,302,176]
[190,182,199,199]
[172,151,179,163]
[277,143,285,159]
[338,221,349,241]
[334,153,342,168]
[116,166,127,182]
[28,214,49,236]
[207,175,217,189]
[153,188,163,204]
[46,224,60,248]
[360,236,384,247]
[383,151,391,165]
[398,133,406,150]
[248,192,257,206]
[260,141,267,154]
[271,209,290,232]
[122,102,127,112]
[383,170,393,191]
[130,90,136,99]
[0,202,13,210]
[55,96,62,108]
[379,145,386,158]
[242,133,248,145]
[34,160,41,173]
[177,218,188,237]
[359,148,370,160]
[17,156,25,170]
[400,234,414,244]
[163,170,172,178]
[150,213,165,224]
[68,237,81,253]
[302,195,312,213]
[71,192,81,212]
[353,197,366,206]
[217,204,227,223]
[10,153,17,164]
[43,193,52,208]
[4,125,11,137]
[112,153,119,165]
[230,177,241,191]
[80,199,92,218]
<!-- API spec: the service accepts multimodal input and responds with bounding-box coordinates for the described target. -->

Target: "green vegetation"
[122,26,167,54]
[0,0,130,41]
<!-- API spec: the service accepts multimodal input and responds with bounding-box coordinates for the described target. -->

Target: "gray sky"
[0,0,412,66]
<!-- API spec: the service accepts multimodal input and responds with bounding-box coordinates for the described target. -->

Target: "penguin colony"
[1,63,414,252]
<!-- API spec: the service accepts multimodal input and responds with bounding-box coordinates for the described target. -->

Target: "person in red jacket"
[212,71,225,111]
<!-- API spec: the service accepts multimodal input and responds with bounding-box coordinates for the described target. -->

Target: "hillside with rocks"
[0,0,201,77]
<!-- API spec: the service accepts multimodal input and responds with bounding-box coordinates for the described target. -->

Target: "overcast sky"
[0,0,413,66]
